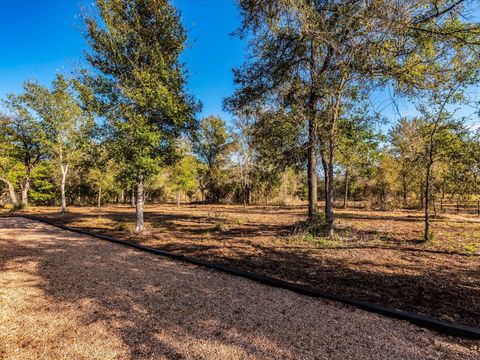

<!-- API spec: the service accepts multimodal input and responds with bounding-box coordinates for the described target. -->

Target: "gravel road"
[0,217,477,359]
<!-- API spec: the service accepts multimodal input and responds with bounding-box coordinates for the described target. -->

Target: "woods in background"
[1,0,480,240]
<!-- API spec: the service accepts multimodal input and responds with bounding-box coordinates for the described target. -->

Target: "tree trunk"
[243,184,247,208]
[175,189,180,206]
[402,175,408,208]
[134,175,145,233]
[1,178,18,206]
[131,187,135,208]
[343,168,349,209]
[120,189,125,203]
[325,139,335,237]
[419,183,424,210]
[97,186,102,208]
[60,164,68,213]
[424,162,432,242]
[307,115,318,220]
[321,155,328,216]
[21,168,31,207]
[440,187,444,212]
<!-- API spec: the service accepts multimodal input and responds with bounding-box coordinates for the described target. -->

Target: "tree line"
[1,0,480,240]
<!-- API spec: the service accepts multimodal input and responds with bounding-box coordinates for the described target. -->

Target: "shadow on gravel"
[9,209,480,330]
[1,217,479,359]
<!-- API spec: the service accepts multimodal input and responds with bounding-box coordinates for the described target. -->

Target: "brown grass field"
[4,203,479,329]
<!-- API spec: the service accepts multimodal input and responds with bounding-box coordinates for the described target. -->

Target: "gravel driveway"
[0,217,477,359]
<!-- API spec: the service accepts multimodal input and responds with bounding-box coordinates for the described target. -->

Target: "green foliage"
[22,75,90,167]
[82,0,199,184]
[10,202,26,212]
[170,155,198,193]
[29,162,57,205]
[193,116,234,202]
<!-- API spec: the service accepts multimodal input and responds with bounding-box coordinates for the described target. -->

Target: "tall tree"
[416,86,470,241]
[227,0,480,236]
[336,115,382,208]
[0,97,45,206]
[193,116,234,203]
[170,155,198,206]
[232,115,255,206]
[389,118,425,207]
[81,0,198,232]
[21,75,90,212]
[0,140,19,206]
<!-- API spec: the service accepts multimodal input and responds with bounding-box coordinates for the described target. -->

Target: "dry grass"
[0,217,478,359]
[5,203,480,328]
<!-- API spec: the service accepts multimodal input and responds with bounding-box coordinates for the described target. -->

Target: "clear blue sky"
[0,0,477,130]
[0,0,245,121]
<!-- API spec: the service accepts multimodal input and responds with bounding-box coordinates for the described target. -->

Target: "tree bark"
[424,132,434,241]
[307,115,318,220]
[424,168,430,242]
[131,187,135,208]
[60,164,68,213]
[1,178,18,206]
[97,186,102,208]
[402,174,408,208]
[343,168,349,209]
[175,189,180,206]
[21,168,31,207]
[325,138,335,237]
[321,155,328,215]
[134,175,145,233]
[440,187,444,212]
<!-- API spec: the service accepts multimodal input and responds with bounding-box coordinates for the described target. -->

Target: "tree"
[81,0,198,232]
[415,86,469,241]
[21,75,90,212]
[336,115,382,208]
[0,97,45,206]
[232,115,255,206]
[227,0,480,236]
[170,155,198,206]
[0,147,19,206]
[193,116,234,203]
[389,118,425,207]
[86,161,118,208]
[372,151,399,211]
[250,109,305,204]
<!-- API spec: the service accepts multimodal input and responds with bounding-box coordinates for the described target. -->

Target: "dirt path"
[0,217,477,359]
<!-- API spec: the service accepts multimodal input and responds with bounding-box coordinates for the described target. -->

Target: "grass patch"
[113,222,131,232]
[464,243,478,255]
[9,202,26,212]
[210,221,229,232]
[291,211,327,237]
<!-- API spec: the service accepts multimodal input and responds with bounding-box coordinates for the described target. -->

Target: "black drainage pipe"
[19,215,480,340]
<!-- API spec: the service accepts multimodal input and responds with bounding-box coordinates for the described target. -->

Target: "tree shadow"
[14,207,480,329]
[1,217,477,358]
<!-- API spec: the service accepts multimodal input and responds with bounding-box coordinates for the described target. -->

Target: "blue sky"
[0,0,478,130]
[0,0,245,120]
